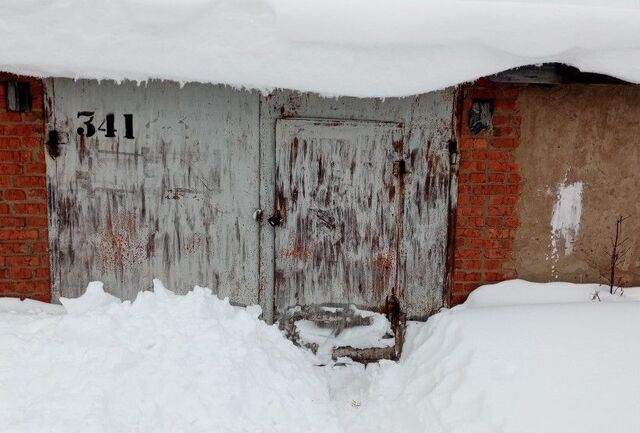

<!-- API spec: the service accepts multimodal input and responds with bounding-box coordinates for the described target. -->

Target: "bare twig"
[608,215,629,295]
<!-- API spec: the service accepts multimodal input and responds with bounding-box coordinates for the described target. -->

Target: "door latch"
[267,213,282,227]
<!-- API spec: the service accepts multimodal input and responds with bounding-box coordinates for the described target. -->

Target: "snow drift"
[2,0,640,96]
[0,280,339,433]
[2,279,640,432]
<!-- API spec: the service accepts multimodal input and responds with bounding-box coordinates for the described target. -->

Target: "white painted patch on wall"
[549,178,583,278]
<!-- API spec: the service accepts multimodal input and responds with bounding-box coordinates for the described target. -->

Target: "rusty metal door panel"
[274,118,404,311]
[45,79,260,304]
[262,90,455,320]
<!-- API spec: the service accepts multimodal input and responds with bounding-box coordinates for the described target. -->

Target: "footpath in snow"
[1,279,640,433]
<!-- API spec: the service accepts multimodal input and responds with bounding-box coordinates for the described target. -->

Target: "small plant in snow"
[581,215,631,301]
[607,215,629,295]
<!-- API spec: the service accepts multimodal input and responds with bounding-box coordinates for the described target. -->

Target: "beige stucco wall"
[515,85,640,285]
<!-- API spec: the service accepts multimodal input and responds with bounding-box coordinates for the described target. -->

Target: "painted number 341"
[77,112,135,139]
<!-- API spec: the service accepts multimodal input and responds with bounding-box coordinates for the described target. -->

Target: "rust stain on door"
[95,211,148,272]
[45,79,261,303]
[274,118,405,312]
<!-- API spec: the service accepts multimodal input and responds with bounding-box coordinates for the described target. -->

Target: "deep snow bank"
[2,0,640,96]
[2,279,640,433]
[337,280,640,433]
[386,300,640,433]
[0,280,338,433]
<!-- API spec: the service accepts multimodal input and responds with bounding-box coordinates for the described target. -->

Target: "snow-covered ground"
[2,279,640,433]
[2,1,640,96]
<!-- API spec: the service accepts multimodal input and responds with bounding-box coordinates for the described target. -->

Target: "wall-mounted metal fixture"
[469,100,493,135]
[5,80,32,112]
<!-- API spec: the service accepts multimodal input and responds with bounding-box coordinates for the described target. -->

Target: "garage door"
[45,79,260,303]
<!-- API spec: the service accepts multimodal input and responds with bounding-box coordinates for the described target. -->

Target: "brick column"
[451,79,523,305]
[0,74,50,301]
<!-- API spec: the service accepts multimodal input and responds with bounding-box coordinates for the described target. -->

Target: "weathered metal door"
[45,81,454,321]
[274,118,405,312]
[262,90,455,320]
[45,79,260,304]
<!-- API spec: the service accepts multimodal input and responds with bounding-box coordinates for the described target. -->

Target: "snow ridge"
[2,0,640,96]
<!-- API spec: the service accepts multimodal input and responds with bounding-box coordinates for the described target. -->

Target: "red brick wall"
[451,79,523,305]
[0,74,50,302]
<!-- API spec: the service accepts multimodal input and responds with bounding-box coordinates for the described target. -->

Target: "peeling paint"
[275,119,404,312]
[46,79,260,303]
[549,177,583,277]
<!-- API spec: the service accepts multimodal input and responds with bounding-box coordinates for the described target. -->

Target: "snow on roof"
[2,0,640,97]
